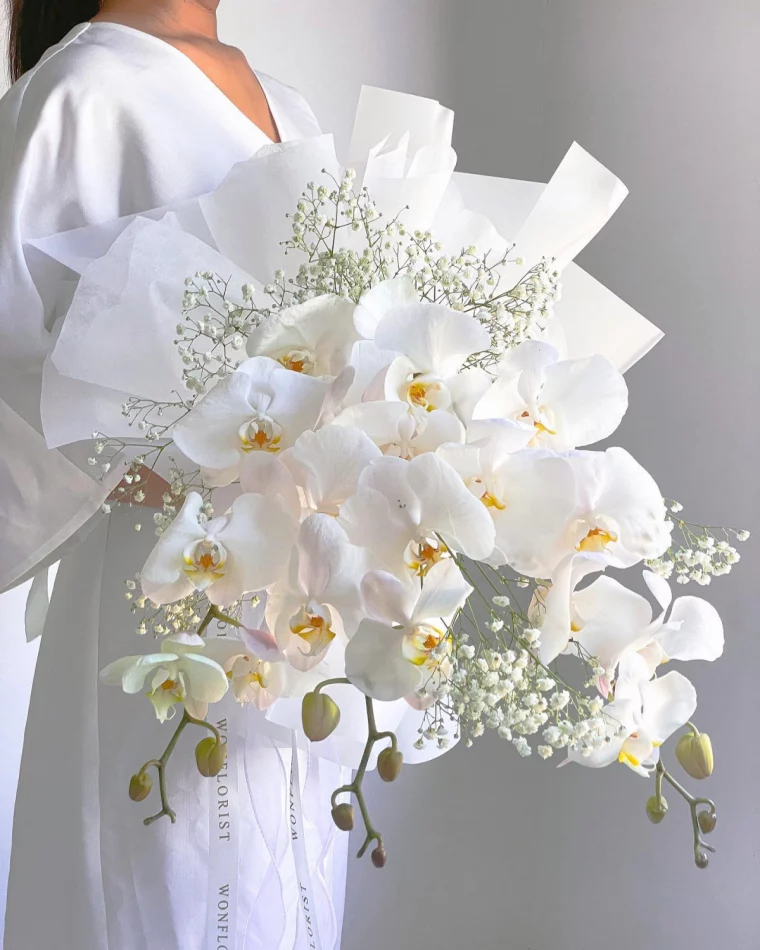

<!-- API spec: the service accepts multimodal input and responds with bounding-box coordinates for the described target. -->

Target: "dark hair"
[9,0,102,83]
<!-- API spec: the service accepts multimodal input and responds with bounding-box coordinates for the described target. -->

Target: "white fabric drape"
[0,23,352,950]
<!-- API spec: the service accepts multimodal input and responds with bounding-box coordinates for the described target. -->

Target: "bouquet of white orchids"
[44,88,746,872]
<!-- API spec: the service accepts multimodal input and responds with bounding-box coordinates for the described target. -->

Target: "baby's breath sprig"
[279,169,562,361]
[178,272,269,396]
[411,551,606,759]
[647,499,750,586]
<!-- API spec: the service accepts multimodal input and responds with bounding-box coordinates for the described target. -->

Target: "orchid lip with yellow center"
[402,373,451,413]
[238,413,283,453]
[289,603,336,657]
[618,748,641,768]
[466,476,507,512]
[519,408,557,438]
[278,348,315,375]
[405,537,449,577]
[402,623,449,667]
[577,526,619,553]
[183,538,228,590]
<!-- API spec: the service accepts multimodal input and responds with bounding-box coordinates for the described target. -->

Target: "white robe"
[1,22,348,950]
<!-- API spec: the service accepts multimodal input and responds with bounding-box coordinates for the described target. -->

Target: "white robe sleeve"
[0,42,138,591]
[0,27,225,592]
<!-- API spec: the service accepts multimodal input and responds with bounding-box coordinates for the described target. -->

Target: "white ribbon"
[289,732,323,950]
[205,705,241,949]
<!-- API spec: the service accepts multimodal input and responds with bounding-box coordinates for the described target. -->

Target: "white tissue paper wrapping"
[23,89,664,923]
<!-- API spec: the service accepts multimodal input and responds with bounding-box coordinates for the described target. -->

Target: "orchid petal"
[658,596,724,662]
[141,493,206,605]
[640,671,697,745]
[354,276,419,340]
[207,493,297,605]
[345,620,421,701]
[375,302,491,377]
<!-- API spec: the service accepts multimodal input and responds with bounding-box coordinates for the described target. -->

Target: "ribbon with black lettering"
[289,732,323,950]
[206,706,240,950]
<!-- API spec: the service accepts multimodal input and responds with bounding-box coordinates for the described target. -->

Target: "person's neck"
[94,0,220,41]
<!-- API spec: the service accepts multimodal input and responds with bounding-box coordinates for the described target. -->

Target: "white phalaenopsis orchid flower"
[345,559,472,703]
[339,454,496,578]
[173,356,329,486]
[247,294,359,377]
[534,553,645,667]
[472,341,628,451]
[266,514,367,672]
[282,425,381,515]
[333,400,465,458]
[202,637,287,710]
[438,436,577,577]
[636,570,725,674]
[100,633,229,722]
[568,654,697,776]
[552,447,672,574]
[141,492,297,606]
[536,561,725,689]
[376,301,491,415]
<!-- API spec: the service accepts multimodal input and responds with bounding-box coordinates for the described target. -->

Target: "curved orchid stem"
[314,677,351,695]
[139,709,222,826]
[197,605,242,637]
[330,696,397,864]
[655,760,717,867]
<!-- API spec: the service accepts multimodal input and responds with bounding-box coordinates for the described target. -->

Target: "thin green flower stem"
[198,604,242,637]
[314,677,351,695]
[330,696,396,861]
[141,709,222,826]
[656,761,717,863]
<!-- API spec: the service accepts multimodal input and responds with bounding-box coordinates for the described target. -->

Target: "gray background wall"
[341,2,760,949]
[1,2,757,948]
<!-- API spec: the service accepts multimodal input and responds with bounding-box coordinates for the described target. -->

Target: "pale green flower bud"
[676,729,714,780]
[129,771,153,802]
[195,737,227,777]
[698,808,717,834]
[331,803,355,832]
[302,692,341,742]
[377,747,403,783]
[695,849,709,869]
[645,794,668,824]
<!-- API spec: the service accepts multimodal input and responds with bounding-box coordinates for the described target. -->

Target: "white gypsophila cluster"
[282,170,562,365]
[646,499,750,586]
[411,581,607,759]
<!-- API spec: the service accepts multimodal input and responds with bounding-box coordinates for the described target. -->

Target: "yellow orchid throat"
[577,527,618,553]
[183,539,227,588]
[278,348,315,375]
[238,414,283,453]
[290,605,336,657]
[402,623,449,667]
[406,538,449,577]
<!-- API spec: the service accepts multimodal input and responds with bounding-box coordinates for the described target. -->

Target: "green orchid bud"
[371,844,388,869]
[698,808,717,835]
[195,737,227,777]
[302,691,341,742]
[377,747,404,783]
[695,849,709,869]
[676,728,714,780]
[331,803,355,832]
[129,771,153,802]
[646,794,668,824]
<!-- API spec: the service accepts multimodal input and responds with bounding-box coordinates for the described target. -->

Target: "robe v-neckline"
[84,20,283,146]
